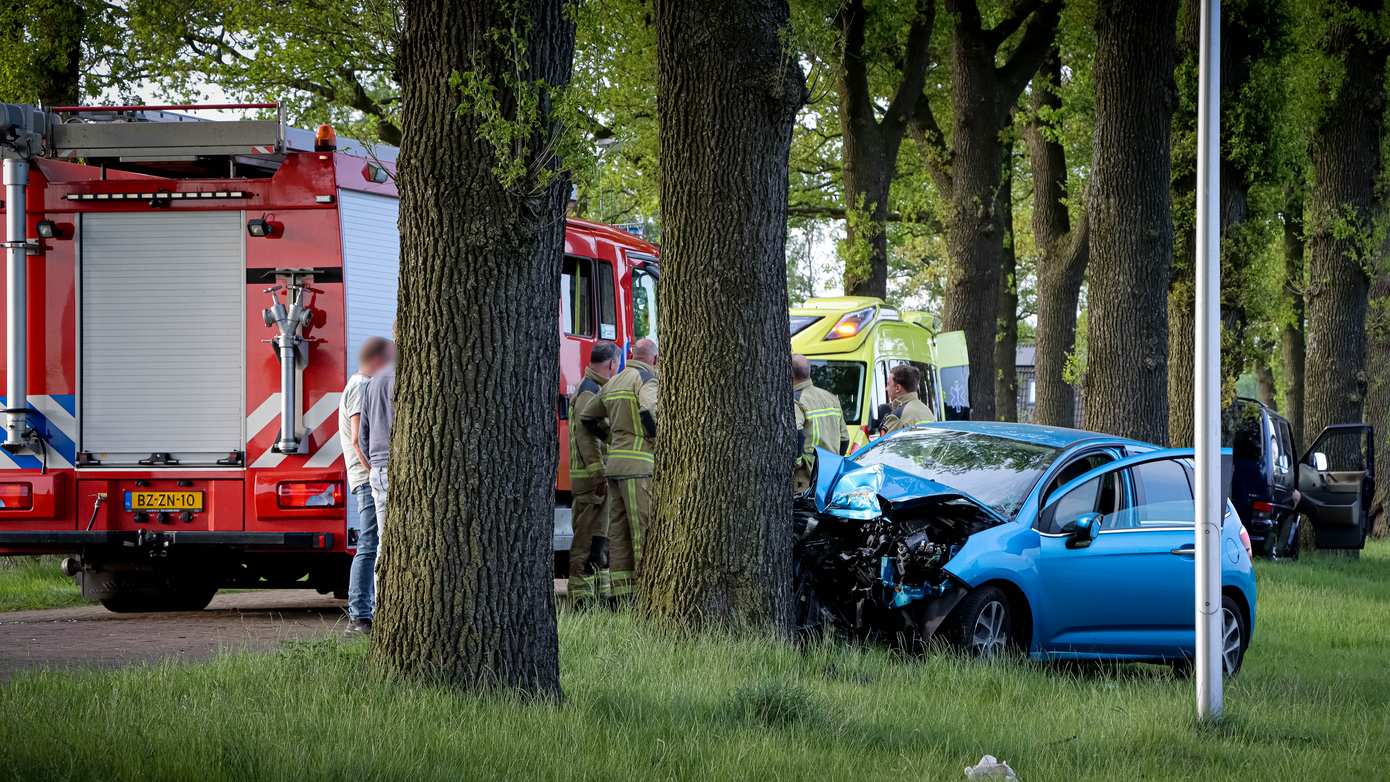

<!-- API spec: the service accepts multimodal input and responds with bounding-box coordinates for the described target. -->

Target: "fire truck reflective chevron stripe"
[248,392,342,469]
[0,395,77,469]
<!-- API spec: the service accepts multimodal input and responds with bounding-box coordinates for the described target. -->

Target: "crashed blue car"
[794,422,1257,674]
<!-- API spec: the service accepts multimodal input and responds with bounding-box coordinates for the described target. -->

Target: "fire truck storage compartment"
[339,190,399,373]
[79,211,245,465]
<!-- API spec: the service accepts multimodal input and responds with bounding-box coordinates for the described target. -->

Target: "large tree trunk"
[371,0,572,697]
[1026,45,1088,428]
[1302,4,1387,443]
[840,125,893,297]
[941,47,1008,422]
[835,0,934,298]
[994,156,1018,422]
[640,0,803,631]
[1167,1,1262,446]
[915,1,1058,422]
[1083,0,1179,445]
[1281,193,1306,447]
[1367,266,1390,538]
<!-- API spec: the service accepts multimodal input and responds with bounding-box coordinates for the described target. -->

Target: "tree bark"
[1025,44,1088,428]
[1167,1,1262,446]
[640,0,804,631]
[915,0,1059,421]
[371,0,572,697]
[1367,265,1390,538]
[835,0,935,297]
[1302,4,1387,443]
[994,154,1018,422]
[1280,193,1306,447]
[1083,0,1179,445]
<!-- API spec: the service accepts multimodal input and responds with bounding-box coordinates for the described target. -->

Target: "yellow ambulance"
[790,297,970,452]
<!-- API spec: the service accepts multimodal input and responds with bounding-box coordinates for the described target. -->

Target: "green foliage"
[4,543,1390,779]
[0,557,84,612]
[448,1,581,194]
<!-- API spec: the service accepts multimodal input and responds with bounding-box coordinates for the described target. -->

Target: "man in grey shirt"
[358,360,395,546]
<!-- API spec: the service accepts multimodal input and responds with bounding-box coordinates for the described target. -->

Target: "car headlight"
[825,466,886,520]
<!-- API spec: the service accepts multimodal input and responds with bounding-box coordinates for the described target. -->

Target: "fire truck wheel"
[100,587,218,613]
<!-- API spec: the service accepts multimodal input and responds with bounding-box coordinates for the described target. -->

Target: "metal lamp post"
[1194,0,1224,722]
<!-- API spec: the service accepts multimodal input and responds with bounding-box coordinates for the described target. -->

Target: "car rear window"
[809,360,865,424]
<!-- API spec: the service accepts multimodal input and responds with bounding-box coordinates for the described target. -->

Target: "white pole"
[3,158,28,450]
[1194,0,1224,721]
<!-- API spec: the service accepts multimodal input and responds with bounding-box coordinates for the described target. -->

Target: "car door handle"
[1170,545,1195,557]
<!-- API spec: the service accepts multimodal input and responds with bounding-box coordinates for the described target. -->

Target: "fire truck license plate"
[124,491,203,511]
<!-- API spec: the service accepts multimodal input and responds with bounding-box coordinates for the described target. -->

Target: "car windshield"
[809,359,865,424]
[854,429,1063,517]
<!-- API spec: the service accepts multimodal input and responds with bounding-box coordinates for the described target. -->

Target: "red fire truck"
[0,103,659,610]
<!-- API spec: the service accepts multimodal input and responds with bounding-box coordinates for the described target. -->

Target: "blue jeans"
[346,483,379,621]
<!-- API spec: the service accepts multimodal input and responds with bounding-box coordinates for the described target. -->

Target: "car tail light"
[1251,500,1275,514]
[276,481,342,509]
[824,306,876,340]
[1238,525,1253,559]
[0,482,32,510]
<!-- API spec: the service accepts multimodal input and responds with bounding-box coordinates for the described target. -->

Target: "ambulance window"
[912,361,937,415]
[561,256,594,336]
[810,360,865,424]
[595,261,617,340]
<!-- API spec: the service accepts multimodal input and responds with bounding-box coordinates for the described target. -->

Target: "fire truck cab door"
[79,211,245,466]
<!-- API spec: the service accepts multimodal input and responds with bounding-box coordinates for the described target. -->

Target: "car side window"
[1107,459,1194,530]
[1040,465,1122,534]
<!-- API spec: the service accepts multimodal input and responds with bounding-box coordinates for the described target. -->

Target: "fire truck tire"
[100,587,218,613]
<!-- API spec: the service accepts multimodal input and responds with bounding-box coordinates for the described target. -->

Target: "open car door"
[1298,424,1375,550]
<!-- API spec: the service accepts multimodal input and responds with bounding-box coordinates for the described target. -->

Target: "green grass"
[0,557,85,612]
[2,542,1388,781]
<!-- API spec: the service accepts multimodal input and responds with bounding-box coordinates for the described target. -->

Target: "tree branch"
[987,0,1046,46]
[883,0,937,133]
[835,0,876,129]
[994,2,1060,113]
[910,93,953,193]
[789,204,942,231]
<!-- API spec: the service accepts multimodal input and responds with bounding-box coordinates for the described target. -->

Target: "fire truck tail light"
[0,483,34,510]
[276,481,342,509]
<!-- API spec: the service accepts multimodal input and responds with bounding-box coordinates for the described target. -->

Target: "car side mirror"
[1311,452,1329,472]
[1060,512,1102,549]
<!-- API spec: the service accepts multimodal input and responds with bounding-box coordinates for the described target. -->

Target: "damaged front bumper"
[793,450,1002,645]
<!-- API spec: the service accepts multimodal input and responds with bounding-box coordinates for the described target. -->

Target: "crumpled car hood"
[813,448,1005,524]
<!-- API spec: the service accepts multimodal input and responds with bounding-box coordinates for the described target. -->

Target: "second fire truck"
[0,103,659,610]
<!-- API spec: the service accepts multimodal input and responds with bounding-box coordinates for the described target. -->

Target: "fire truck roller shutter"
[339,190,399,372]
[80,211,245,465]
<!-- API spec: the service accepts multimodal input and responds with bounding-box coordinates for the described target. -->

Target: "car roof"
[912,420,1155,450]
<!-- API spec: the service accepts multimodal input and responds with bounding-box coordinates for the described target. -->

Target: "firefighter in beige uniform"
[879,364,935,435]
[567,342,620,604]
[792,397,819,494]
[792,354,849,455]
[580,338,659,599]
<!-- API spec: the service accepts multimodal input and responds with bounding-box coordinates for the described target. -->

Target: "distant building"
[1015,346,1084,426]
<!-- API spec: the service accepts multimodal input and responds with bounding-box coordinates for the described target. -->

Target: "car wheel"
[1221,595,1248,677]
[946,585,1016,660]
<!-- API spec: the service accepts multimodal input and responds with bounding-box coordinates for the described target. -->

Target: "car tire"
[944,585,1017,660]
[1220,595,1248,677]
